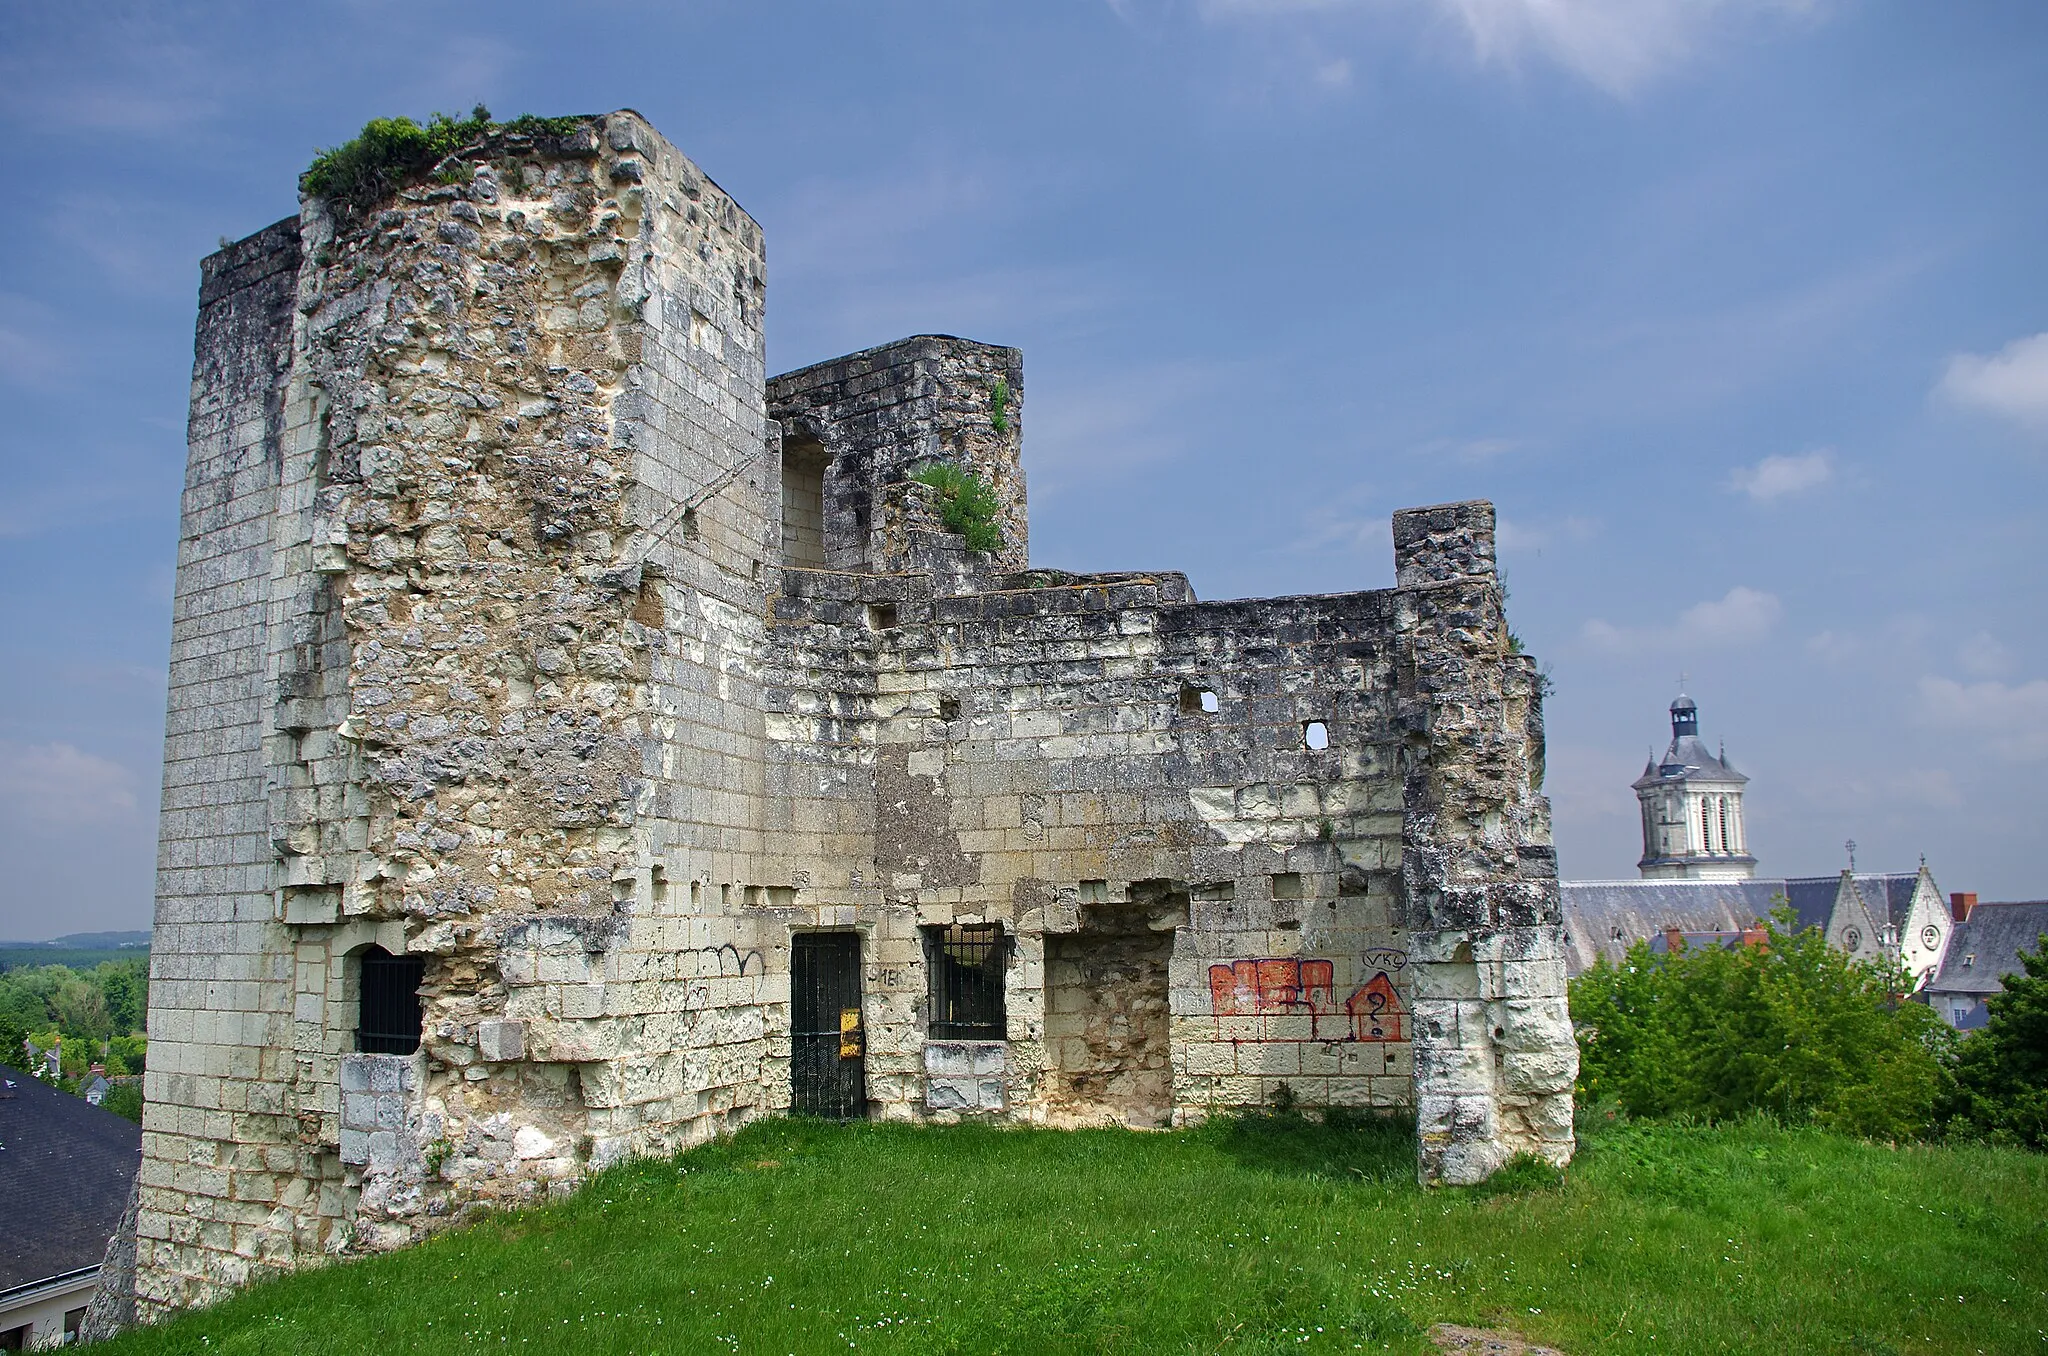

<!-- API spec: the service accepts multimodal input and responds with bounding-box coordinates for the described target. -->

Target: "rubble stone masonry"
[135,110,1573,1319]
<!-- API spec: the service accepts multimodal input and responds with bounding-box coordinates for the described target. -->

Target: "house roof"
[0,1062,141,1293]
[1926,902,2048,998]
[1560,879,1782,973]
[1560,872,1935,974]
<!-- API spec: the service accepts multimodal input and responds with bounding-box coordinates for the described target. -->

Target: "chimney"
[1951,892,1976,922]
[1663,926,1686,954]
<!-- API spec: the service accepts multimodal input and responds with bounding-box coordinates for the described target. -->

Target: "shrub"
[301,107,586,217]
[909,463,1003,553]
[1946,930,2048,1148]
[1570,908,1955,1140]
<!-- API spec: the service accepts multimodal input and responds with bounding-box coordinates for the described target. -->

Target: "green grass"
[108,1112,2047,1355]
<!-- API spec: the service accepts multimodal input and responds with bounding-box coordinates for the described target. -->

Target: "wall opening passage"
[925,923,1007,1039]
[1303,721,1330,750]
[1044,891,1185,1129]
[356,946,425,1055]
[780,433,829,569]
[1180,684,1220,714]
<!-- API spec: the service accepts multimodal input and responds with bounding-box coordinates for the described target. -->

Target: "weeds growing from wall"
[910,463,1003,553]
[989,379,1012,435]
[301,107,586,217]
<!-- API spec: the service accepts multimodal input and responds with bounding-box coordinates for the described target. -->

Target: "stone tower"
[1634,693,1755,880]
[129,110,1576,1320]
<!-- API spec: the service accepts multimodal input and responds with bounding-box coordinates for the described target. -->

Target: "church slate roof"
[1561,873,1931,975]
[1631,733,1748,790]
[1925,902,2048,999]
[0,1062,141,1294]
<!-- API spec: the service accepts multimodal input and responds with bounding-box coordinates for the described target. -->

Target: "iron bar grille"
[925,923,1006,1040]
[357,948,426,1055]
[791,932,866,1118]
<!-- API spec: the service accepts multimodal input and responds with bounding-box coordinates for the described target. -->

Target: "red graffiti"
[1344,973,1404,1042]
[1206,961,1405,1043]
[1207,958,1345,1039]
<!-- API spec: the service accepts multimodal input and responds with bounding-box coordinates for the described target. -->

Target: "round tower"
[1632,691,1755,880]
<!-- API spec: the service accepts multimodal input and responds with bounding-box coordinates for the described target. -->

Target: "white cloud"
[1957,631,2014,680]
[0,742,140,827]
[1727,447,1833,503]
[1919,676,2048,760]
[1583,585,1782,654]
[1189,0,1826,95]
[1430,0,1822,96]
[1938,332,2048,434]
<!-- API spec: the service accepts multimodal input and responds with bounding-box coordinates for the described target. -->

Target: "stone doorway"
[1042,886,1187,1128]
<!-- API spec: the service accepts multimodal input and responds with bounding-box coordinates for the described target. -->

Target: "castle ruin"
[134,110,1575,1317]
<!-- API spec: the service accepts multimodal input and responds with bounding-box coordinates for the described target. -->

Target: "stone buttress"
[134,109,1574,1320]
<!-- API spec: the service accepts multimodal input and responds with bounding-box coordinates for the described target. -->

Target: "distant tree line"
[0,957,148,1122]
[1571,907,2048,1149]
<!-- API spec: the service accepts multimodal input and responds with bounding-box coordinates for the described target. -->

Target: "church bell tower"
[1633,691,1756,881]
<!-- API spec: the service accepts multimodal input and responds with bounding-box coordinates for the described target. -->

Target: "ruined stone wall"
[141,217,304,1313]
[769,336,1027,577]
[141,112,783,1316]
[142,107,1573,1322]
[758,567,1419,1126]
[1392,504,1575,1184]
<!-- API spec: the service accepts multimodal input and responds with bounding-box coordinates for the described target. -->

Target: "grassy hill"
[106,1112,2047,1355]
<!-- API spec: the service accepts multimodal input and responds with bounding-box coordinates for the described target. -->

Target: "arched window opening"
[1700,799,1713,853]
[357,946,425,1055]
[781,434,829,569]
[1717,797,1730,855]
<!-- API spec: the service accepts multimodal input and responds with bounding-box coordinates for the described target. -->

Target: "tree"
[1571,907,1955,1140]
[1947,931,2048,1149]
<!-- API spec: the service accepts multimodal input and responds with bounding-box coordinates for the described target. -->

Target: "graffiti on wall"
[1207,957,1405,1043]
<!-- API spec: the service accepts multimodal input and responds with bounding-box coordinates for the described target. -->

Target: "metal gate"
[791,932,866,1118]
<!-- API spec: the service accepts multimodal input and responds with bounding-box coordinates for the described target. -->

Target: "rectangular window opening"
[925,923,1007,1040]
[867,602,899,631]
[1270,872,1304,900]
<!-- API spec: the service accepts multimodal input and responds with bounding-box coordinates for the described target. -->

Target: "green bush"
[301,107,586,216]
[1946,930,2048,1148]
[1570,909,1955,1140]
[909,463,1003,553]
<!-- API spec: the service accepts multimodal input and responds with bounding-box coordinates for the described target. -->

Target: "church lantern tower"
[1633,692,1756,881]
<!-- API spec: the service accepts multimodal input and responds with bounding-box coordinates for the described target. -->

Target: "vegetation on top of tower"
[300,106,588,216]
[910,463,1004,553]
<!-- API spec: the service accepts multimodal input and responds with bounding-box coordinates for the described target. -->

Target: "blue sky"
[0,1,2042,938]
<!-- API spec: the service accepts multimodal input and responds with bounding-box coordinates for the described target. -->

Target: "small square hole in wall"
[1303,721,1330,750]
[1078,879,1109,904]
[1271,872,1304,901]
[867,603,899,631]
[767,885,797,908]
[1181,685,1220,714]
[744,885,766,908]
[938,695,961,721]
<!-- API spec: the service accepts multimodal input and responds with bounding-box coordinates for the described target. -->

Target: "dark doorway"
[791,932,866,1118]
